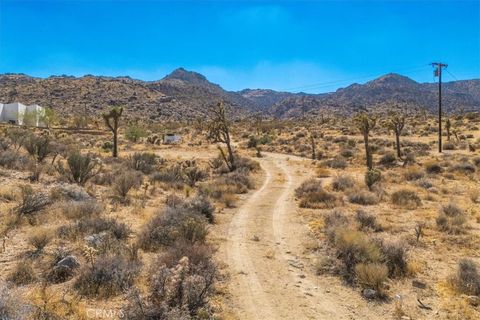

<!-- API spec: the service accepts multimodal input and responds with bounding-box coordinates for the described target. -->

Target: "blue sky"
[0,0,479,93]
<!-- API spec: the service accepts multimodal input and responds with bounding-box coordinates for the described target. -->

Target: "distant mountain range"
[0,68,478,121]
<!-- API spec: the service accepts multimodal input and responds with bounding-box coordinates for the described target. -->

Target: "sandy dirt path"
[220,152,376,320]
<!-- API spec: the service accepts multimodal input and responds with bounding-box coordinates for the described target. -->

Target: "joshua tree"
[445,118,451,141]
[354,111,377,170]
[102,106,123,158]
[207,101,235,172]
[386,111,406,159]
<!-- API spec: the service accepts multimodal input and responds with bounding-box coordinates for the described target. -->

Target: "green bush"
[124,124,148,142]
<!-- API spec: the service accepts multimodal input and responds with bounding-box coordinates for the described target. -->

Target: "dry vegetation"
[0,106,479,319]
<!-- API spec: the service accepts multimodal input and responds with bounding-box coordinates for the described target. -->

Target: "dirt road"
[221,152,374,320]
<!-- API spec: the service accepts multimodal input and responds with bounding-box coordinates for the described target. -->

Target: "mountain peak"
[369,73,418,86]
[163,67,209,85]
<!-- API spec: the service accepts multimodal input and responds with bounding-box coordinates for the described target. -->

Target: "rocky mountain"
[0,70,478,121]
[269,74,480,118]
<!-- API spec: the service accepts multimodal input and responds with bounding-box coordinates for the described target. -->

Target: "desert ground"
[0,109,479,320]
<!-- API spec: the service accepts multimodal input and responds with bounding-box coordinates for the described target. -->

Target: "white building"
[163,133,182,144]
[0,102,46,127]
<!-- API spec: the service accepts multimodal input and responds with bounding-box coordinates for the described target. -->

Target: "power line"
[279,64,431,92]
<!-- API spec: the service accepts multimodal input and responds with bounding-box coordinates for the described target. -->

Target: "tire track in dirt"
[223,153,362,320]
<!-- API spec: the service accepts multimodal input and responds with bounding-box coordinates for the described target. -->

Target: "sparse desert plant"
[14,185,50,223]
[425,161,443,174]
[183,165,208,187]
[58,216,131,241]
[74,255,140,298]
[23,134,51,163]
[7,261,36,285]
[28,229,52,252]
[56,151,101,185]
[331,175,355,191]
[356,210,382,232]
[391,189,421,209]
[404,167,424,181]
[125,123,148,142]
[112,170,143,201]
[295,178,322,198]
[364,169,381,190]
[451,161,476,174]
[355,262,388,296]
[348,190,379,205]
[0,281,31,318]
[139,207,208,251]
[436,203,467,234]
[127,152,158,174]
[59,199,102,219]
[452,259,480,296]
[379,152,397,167]
[379,240,409,278]
[102,106,123,158]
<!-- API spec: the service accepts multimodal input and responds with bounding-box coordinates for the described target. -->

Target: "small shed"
[163,133,182,144]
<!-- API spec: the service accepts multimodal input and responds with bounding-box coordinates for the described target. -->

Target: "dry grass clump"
[356,210,383,232]
[14,185,51,224]
[58,216,131,241]
[331,175,355,191]
[348,190,379,206]
[404,167,425,181]
[138,206,208,251]
[451,259,480,296]
[378,240,409,278]
[323,156,348,169]
[451,161,476,174]
[436,203,467,234]
[74,255,140,298]
[59,199,102,219]
[378,152,397,167]
[56,151,101,185]
[355,263,388,296]
[296,178,342,208]
[28,228,52,253]
[127,152,158,174]
[7,261,36,286]
[0,281,31,318]
[391,189,421,209]
[216,168,254,194]
[111,170,143,201]
[425,161,444,174]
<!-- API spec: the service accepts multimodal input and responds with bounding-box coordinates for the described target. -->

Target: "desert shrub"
[324,156,348,169]
[7,261,36,285]
[416,178,434,189]
[46,248,79,283]
[58,216,130,241]
[139,207,208,251]
[334,229,383,282]
[436,203,467,234]
[441,203,464,217]
[247,136,258,148]
[0,150,30,170]
[331,175,355,191]
[233,155,260,172]
[58,200,102,219]
[425,161,443,174]
[125,124,148,142]
[23,134,51,163]
[340,149,355,158]
[348,190,379,205]
[0,281,30,319]
[355,263,388,295]
[183,166,208,187]
[473,157,480,167]
[378,152,396,167]
[299,189,339,209]
[186,195,215,223]
[452,259,480,296]
[217,168,254,193]
[75,255,140,298]
[391,189,421,209]
[127,152,158,174]
[150,165,184,189]
[14,185,50,223]
[364,169,381,190]
[404,168,424,181]
[56,152,101,185]
[28,229,52,252]
[125,255,216,319]
[451,161,476,174]
[49,184,91,202]
[112,170,143,201]
[378,240,409,278]
[443,141,456,150]
[295,179,322,198]
[356,210,382,232]
[324,210,349,242]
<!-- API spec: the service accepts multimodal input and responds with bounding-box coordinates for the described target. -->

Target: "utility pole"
[432,62,448,153]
